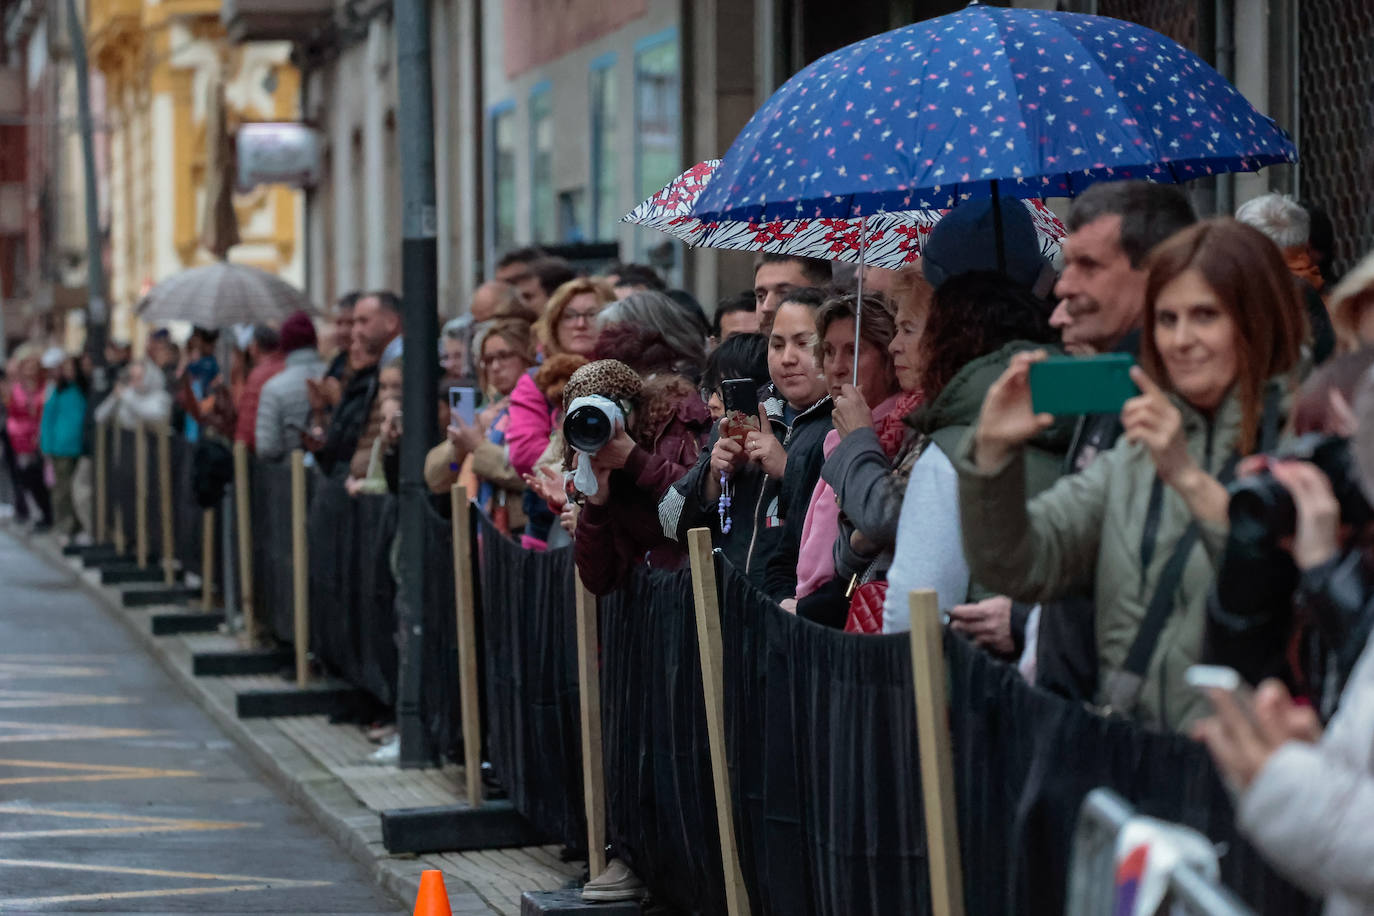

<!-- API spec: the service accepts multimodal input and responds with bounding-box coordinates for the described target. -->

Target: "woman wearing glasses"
[426,319,538,533]
[504,278,615,548]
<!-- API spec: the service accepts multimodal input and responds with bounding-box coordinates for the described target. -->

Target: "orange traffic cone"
[413,869,453,916]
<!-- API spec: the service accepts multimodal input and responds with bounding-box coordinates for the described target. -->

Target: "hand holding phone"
[449,386,478,427]
[720,378,761,444]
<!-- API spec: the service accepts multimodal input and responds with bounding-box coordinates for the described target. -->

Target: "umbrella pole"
[991,179,1007,275]
[853,216,868,388]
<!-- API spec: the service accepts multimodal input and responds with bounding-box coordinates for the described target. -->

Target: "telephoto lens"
[563,401,617,455]
[1227,434,1374,540]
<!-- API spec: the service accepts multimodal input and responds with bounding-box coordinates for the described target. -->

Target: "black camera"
[1228,434,1374,540]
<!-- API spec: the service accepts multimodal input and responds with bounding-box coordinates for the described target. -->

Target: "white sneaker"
[369,735,399,764]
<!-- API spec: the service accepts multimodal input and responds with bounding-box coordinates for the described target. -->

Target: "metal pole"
[64,0,109,361]
[394,0,440,768]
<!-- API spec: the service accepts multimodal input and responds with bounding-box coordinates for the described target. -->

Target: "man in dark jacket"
[312,291,402,477]
[660,289,832,592]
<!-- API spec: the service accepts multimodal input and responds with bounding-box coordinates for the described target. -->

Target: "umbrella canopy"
[691,3,1297,224]
[138,261,311,328]
[624,159,1066,267]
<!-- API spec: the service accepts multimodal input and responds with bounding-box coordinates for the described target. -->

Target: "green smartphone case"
[1028,354,1138,416]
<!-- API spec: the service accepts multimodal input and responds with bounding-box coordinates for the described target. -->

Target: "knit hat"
[279,311,318,353]
[921,197,1048,292]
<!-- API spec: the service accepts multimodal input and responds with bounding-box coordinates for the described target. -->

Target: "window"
[529,83,554,244]
[634,31,680,204]
[634,31,682,276]
[589,56,618,242]
[489,102,517,256]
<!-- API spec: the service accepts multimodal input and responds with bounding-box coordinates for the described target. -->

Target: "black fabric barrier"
[249,459,298,644]
[600,567,724,915]
[307,478,397,706]
[945,635,1319,916]
[477,510,586,850]
[143,429,165,564]
[111,427,137,553]
[706,555,1318,916]
[417,497,460,760]
[169,437,208,581]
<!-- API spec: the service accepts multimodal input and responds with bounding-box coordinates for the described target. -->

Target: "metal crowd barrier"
[1067,788,1256,916]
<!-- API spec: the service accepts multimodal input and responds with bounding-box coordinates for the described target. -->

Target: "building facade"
[86,0,303,346]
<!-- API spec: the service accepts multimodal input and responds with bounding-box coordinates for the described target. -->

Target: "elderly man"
[1236,192,1336,364]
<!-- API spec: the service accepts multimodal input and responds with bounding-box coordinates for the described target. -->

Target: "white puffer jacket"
[1239,632,1374,915]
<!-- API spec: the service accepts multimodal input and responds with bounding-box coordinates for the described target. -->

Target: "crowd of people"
[7,181,1374,910]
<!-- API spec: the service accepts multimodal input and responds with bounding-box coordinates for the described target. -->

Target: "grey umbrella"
[138,261,311,328]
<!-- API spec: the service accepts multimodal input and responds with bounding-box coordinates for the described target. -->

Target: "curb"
[16,529,442,911]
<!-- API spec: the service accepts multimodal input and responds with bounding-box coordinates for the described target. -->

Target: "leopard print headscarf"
[562,359,642,410]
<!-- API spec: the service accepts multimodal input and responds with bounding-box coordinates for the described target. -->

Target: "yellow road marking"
[0,804,256,839]
[0,758,197,786]
[0,689,135,709]
[0,856,335,908]
[0,883,315,908]
[0,662,108,679]
[0,721,156,742]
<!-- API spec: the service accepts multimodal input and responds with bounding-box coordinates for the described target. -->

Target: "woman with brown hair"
[506,277,614,547]
[957,218,1306,731]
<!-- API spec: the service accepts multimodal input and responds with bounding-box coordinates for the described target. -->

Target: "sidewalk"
[13,525,584,916]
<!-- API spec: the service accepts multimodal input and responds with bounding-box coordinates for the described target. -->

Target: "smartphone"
[721,378,762,443]
[1186,664,1261,727]
[448,386,477,426]
[1028,354,1138,416]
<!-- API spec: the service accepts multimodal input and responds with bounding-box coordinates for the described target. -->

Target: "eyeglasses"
[480,350,521,367]
[559,308,601,325]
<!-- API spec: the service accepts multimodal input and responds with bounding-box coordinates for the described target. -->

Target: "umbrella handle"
[853,216,868,388]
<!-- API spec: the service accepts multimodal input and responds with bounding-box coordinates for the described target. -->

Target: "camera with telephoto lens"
[1227,434,1374,541]
[563,399,621,455]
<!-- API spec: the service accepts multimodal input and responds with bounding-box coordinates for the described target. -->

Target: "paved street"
[0,529,405,914]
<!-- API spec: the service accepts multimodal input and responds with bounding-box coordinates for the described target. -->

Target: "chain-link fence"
[1298,0,1374,278]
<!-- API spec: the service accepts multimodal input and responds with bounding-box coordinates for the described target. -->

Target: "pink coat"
[794,393,903,600]
[506,371,554,479]
[6,382,43,456]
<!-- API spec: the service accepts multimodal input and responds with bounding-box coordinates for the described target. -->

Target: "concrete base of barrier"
[149,612,225,636]
[64,542,119,559]
[101,563,169,585]
[235,683,363,719]
[520,890,641,915]
[82,549,133,569]
[121,584,199,608]
[380,800,547,854]
[192,648,292,677]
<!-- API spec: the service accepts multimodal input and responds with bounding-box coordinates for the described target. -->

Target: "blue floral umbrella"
[689,2,1297,227]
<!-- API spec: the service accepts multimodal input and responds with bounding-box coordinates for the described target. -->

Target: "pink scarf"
[793,392,910,602]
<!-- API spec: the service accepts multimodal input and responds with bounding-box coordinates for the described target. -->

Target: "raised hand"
[1122,366,1192,485]
[832,383,874,439]
[745,404,788,479]
[972,349,1053,472]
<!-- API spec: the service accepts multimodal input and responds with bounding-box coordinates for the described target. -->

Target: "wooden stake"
[157,426,174,586]
[909,589,965,916]
[94,420,106,544]
[574,573,606,880]
[687,528,750,916]
[134,422,148,568]
[233,442,256,645]
[451,485,483,806]
[290,450,309,687]
[201,509,215,611]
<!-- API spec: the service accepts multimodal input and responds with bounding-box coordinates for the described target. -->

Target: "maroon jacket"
[574,377,711,596]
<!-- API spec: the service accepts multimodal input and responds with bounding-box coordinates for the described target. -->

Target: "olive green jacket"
[954,389,1249,732]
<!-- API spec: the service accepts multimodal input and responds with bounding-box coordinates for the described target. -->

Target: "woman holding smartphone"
[956,218,1306,732]
[425,320,536,531]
